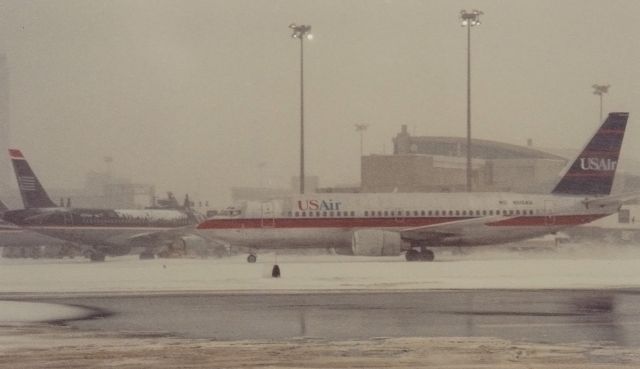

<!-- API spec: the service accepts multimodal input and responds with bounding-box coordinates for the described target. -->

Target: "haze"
[0,0,637,206]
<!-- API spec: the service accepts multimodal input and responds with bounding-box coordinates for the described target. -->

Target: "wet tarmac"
[14,289,640,347]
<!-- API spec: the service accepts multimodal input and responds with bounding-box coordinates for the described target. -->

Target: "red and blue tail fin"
[9,149,58,209]
[552,112,629,196]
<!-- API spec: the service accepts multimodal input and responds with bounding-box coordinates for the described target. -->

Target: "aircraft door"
[393,208,405,224]
[544,200,556,227]
[261,201,276,228]
[62,212,74,226]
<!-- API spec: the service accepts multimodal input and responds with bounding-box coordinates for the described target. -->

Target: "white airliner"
[196,113,636,262]
[2,150,205,261]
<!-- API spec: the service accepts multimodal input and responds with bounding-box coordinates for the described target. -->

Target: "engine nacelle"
[351,230,403,256]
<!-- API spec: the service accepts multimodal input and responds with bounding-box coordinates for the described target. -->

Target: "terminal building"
[361,125,639,195]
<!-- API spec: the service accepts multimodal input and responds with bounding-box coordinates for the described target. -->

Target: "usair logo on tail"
[579,158,617,171]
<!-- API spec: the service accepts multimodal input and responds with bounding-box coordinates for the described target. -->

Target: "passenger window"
[329,211,334,217]
[364,211,368,216]
[384,211,388,217]
[414,211,419,216]
[287,211,292,217]
[301,211,306,217]
[336,211,341,216]
[295,211,300,217]
[323,211,327,217]
[455,210,460,216]
[405,211,411,216]
[377,211,382,216]
[462,210,467,216]
[351,211,355,216]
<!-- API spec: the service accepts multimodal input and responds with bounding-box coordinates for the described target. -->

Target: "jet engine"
[351,230,403,256]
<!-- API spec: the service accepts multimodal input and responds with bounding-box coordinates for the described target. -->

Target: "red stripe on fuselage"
[487,214,606,226]
[198,217,462,229]
[197,214,609,230]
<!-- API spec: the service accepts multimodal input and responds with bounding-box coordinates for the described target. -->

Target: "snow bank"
[0,301,92,323]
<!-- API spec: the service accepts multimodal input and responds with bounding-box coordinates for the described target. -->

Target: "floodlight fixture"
[460,9,483,27]
[592,84,611,123]
[290,24,312,40]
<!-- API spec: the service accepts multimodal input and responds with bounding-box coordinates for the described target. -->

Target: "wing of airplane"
[582,192,640,209]
[0,220,20,231]
[399,215,510,242]
[126,225,197,245]
[127,225,226,247]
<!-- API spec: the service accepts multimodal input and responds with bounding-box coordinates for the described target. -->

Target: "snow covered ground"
[1,242,640,294]
[3,243,640,368]
[2,324,640,369]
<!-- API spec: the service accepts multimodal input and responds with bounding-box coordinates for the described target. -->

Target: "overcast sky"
[0,0,638,205]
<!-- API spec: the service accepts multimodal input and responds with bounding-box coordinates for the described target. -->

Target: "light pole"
[290,23,312,194]
[592,84,610,123]
[459,9,482,192]
[354,124,369,158]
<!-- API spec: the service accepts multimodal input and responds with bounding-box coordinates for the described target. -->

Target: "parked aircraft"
[196,112,636,262]
[2,150,205,261]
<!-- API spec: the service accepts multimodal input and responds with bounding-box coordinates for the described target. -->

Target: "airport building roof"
[393,125,566,161]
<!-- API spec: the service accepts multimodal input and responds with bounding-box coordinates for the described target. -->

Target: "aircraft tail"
[552,112,629,196]
[9,149,57,209]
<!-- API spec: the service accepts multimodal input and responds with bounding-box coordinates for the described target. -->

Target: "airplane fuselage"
[195,192,616,250]
[2,207,197,251]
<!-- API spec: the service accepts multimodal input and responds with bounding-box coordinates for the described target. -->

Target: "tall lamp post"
[354,124,369,158]
[290,23,313,194]
[459,9,482,192]
[592,84,610,123]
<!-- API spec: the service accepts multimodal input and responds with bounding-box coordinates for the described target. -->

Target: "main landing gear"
[405,247,435,262]
[87,249,106,262]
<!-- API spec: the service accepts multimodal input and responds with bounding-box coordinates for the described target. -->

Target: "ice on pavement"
[2,243,640,294]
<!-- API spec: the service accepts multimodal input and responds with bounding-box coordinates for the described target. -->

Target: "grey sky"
[0,0,638,205]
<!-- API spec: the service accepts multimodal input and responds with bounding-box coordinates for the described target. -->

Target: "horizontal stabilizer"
[582,192,640,209]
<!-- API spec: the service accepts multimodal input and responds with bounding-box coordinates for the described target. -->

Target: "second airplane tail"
[9,149,57,209]
[552,112,629,196]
